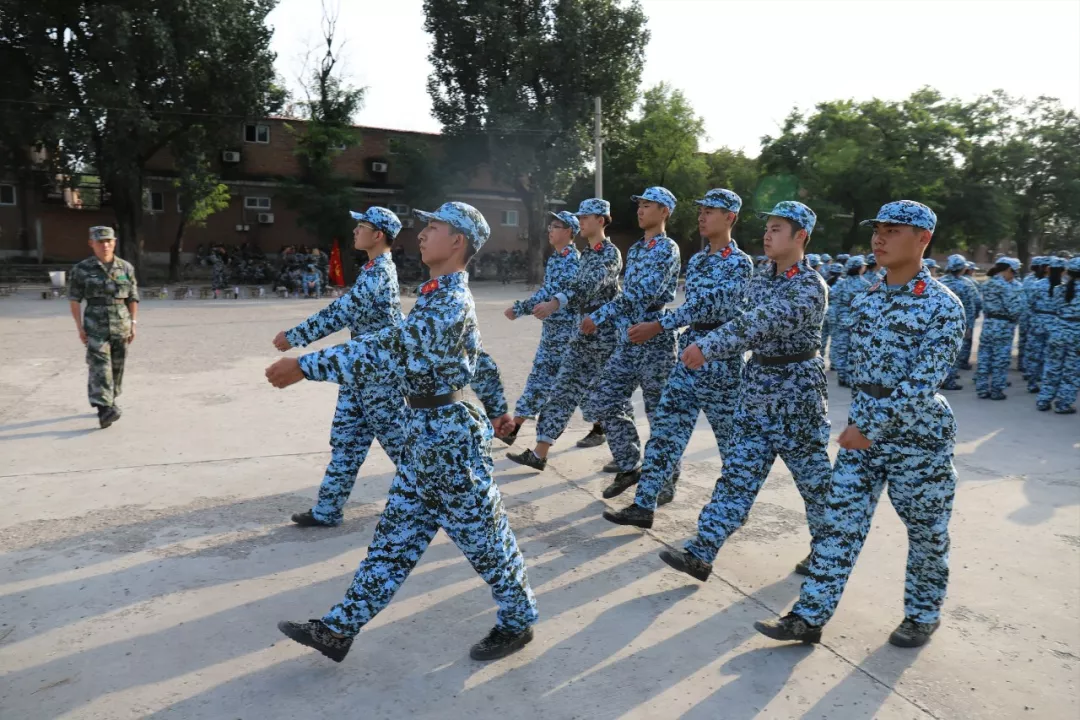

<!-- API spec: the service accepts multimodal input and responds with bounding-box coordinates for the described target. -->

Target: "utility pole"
[593,96,603,198]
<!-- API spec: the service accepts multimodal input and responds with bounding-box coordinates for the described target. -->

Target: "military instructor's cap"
[350,207,402,239]
[861,200,937,232]
[574,198,611,217]
[757,201,817,235]
[414,202,491,251]
[547,210,581,236]
[694,188,742,213]
[89,226,116,241]
[631,186,677,211]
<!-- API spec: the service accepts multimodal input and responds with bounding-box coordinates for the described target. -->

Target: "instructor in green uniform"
[67,226,140,428]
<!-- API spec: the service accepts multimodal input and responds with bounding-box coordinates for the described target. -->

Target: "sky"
[267,0,1080,155]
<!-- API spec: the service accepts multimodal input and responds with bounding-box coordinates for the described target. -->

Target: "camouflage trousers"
[1037,331,1080,411]
[632,350,743,511]
[211,266,229,290]
[514,319,576,419]
[310,385,408,525]
[820,316,831,359]
[975,318,1016,395]
[534,324,616,445]
[685,407,831,564]
[829,320,852,383]
[793,443,957,626]
[591,332,678,472]
[1017,313,1030,372]
[321,402,538,637]
[1022,315,1051,389]
[86,333,128,408]
[959,323,975,366]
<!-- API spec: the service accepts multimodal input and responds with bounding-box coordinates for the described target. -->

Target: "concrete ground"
[0,283,1077,720]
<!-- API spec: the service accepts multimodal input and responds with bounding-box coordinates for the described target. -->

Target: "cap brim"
[349,210,366,221]
[695,200,738,212]
[413,209,440,224]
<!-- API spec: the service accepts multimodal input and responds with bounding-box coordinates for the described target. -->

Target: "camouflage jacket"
[554,238,622,315]
[299,271,508,417]
[982,275,1025,322]
[829,274,871,328]
[285,254,402,347]
[847,268,965,448]
[659,239,753,349]
[513,244,581,321]
[67,255,139,337]
[962,276,983,315]
[591,233,680,333]
[937,274,977,331]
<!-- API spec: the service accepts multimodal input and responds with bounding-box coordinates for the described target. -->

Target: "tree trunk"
[111,175,145,277]
[17,172,32,256]
[1015,209,1033,268]
[169,216,188,282]
[525,187,547,286]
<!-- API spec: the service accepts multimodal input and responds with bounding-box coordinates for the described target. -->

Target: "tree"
[169,135,230,282]
[424,0,648,282]
[3,0,279,274]
[282,2,365,277]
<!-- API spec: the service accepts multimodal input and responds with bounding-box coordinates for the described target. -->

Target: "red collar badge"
[647,239,657,250]
[363,260,375,270]
[784,265,800,279]
[420,279,440,295]
[561,247,571,257]
[721,246,732,259]
[913,280,927,296]
[593,242,603,252]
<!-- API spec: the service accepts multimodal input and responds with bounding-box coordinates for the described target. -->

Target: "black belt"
[406,390,464,409]
[857,384,895,400]
[647,302,666,313]
[752,349,818,366]
[691,321,724,332]
[985,313,1016,322]
[85,298,128,306]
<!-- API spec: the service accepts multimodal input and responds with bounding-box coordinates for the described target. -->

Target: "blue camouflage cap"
[807,253,821,266]
[757,200,817,235]
[945,254,967,272]
[836,253,850,263]
[1047,255,1066,269]
[548,210,580,236]
[694,188,742,213]
[1003,257,1022,272]
[89,226,116,241]
[845,255,865,270]
[574,198,611,217]
[820,253,832,263]
[414,202,491,250]
[1030,256,1046,267]
[631,186,677,211]
[966,261,977,270]
[923,258,939,268]
[1067,257,1080,272]
[861,200,937,232]
[350,206,402,239]
[865,252,877,266]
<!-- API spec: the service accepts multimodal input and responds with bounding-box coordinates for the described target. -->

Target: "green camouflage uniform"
[68,256,140,408]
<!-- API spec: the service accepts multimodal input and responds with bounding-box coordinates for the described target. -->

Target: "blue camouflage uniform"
[937,254,978,391]
[510,211,583,419]
[630,189,754,509]
[1018,258,1043,374]
[975,258,1025,399]
[590,187,682,472]
[791,200,965,631]
[958,262,982,367]
[683,201,832,565]
[818,253,834,356]
[285,208,407,525]
[1025,257,1060,392]
[534,199,623,447]
[296,203,537,637]
[828,255,870,386]
[864,253,882,285]
[1037,257,1080,413]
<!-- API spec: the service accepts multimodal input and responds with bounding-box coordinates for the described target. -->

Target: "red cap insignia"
[913,280,927,296]
[721,246,732,259]
[420,279,440,295]
[561,247,570,257]
[784,265,799,279]
[593,242,603,252]
[363,260,375,270]
[647,239,657,250]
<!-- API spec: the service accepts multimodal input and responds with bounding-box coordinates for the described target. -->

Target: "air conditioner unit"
[402,218,415,229]
[257,213,274,224]
[222,150,241,163]
[371,161,389,173]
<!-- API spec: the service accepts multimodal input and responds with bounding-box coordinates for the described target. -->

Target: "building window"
[244,123,270,144]
[387,137,403,155]
[0,184,15,206]
[389,203,410,216]
[501,210,519,227]
[150,191,164,213]
[244,196,272,210]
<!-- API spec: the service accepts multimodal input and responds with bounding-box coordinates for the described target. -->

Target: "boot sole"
[277,621,350,662]
[658,550,710,582]
[291,513,337,528]
[576,437,606,448]
[506,453,546,471]
[602,509,653,529]
[753,620,821,644]
[469,627,534,661]
[601,473,640,499]
[887,632,932,648]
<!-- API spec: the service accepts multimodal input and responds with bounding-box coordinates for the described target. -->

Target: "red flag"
[328,238,345,287]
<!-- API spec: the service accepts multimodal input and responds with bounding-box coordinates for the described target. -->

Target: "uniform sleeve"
[557,249,617,310]
[286,277,368,347]
[855,300,965,443]
[126,262,140,303]
[67,266,85,302]
[298,324,403,392]
[471,349,509,418]
[698,278,824,359]
[660,257,752,331]
[592,242,677,326]
[515,255,576,317]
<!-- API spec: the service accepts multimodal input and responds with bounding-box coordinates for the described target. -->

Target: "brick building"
[0,118,538,267]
